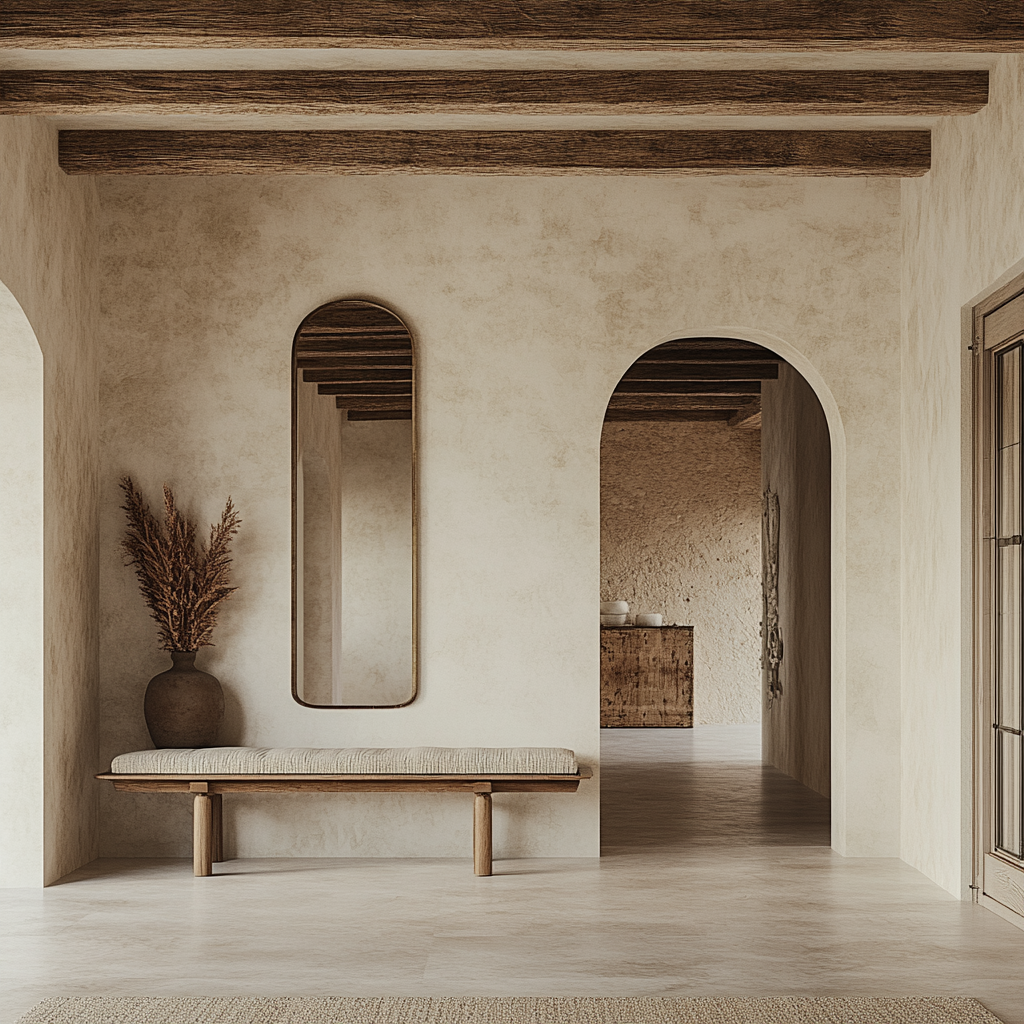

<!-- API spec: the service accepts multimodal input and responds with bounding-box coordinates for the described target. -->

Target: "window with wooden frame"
[974,273,1024,925]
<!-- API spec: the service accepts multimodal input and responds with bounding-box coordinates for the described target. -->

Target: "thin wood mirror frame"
[290,297,418,709]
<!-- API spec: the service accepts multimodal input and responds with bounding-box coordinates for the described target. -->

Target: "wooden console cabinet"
[600,626,694,727]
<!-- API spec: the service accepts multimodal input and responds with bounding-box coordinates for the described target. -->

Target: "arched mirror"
[292,299,417,708]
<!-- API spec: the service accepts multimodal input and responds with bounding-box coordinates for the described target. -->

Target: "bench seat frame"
[96,768,592,877]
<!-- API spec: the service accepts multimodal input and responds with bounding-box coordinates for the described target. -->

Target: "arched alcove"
[0,278,44,886]
[599,326,846,852]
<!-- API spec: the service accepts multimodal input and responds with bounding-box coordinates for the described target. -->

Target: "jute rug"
[15,997,1005,1024]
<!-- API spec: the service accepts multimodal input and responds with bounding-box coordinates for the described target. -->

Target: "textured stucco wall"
[762,363,832,798]
[0,117,100,885]
[600,420,761,725]
[901,55,1024,897]
[96,173,900,861]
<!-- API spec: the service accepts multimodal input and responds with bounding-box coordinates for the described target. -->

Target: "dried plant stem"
[120,477,241,652]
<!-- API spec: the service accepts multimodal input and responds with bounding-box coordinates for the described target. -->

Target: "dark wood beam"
[0,70,988,116]
[57,130,932,177]
[296,355,413,369]
[303,367,412,383]
[634,350,780,365]
[297,347,412,359]
[347,410,413,421]
[605,410,734,423]
[607,395,755,411]
[4,2,1021,50]
[318,382,411,396]
[622,362,779,381]
[336,397,412,412]
[613,381,761,397]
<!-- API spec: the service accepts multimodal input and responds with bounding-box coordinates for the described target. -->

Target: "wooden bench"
[97,746,592,877]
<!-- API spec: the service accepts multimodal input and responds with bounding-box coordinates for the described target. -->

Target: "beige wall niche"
[761,363,832,799]
[96,173,899,864]
[601,420,761,726]
[0,117,100,886]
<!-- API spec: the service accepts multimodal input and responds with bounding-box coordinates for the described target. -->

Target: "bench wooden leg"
[193,793,214,876]
[211,793,223,863]
[473,792,492,876]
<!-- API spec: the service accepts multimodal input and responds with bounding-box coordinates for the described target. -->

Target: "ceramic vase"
[144,650,224,749]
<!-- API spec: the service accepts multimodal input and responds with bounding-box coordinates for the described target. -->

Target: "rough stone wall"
[600,420,761,725]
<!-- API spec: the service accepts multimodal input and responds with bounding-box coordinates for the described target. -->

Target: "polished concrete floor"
[2,726,1023,1024]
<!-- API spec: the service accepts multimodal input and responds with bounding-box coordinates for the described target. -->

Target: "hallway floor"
[2,726,1022,1024]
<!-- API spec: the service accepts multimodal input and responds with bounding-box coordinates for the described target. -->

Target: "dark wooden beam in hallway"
[0,70,988,116]
[4,1,1021,50]
[622,363,779,381]
[57,130,932,176]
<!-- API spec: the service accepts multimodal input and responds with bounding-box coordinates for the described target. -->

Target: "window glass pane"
[999,444,1021,536]
[998,618,1023,732]
[1001,347,1021,448]
[996,730,1023,860]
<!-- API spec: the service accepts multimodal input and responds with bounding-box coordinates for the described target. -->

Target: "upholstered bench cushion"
[109,746,579,776]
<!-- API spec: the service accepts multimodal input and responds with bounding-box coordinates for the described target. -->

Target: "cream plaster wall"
[901,56,1024,898]
[600,420,761,726]
[96,173,900,860]
[762,363,832,799]
[0,117,100,885]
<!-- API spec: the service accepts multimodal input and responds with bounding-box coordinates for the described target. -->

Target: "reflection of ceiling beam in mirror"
[297,355,413,369]
[318,382,412,397]
[304,367,413,383]
[347,410,413,421]
[335,397,413,411]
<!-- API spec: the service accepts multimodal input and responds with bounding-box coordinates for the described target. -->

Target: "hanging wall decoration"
[762,487,783,707]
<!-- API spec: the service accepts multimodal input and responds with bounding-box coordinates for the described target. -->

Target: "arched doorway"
[599,331,836,854]
[0,278,44,886]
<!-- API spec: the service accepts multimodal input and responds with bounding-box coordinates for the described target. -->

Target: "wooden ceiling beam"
[604,410,734,423]
[607,395,755,411]
[296,347,412,360]
[0,70,988,116]
[347,410,413,421]
[4,2,1021,50]
[57,130,932,176]
[296,355,413,369]
[634,351,780,365]
[303,367,412,383]
[622,362,779,381]
[318,382,412,396]
[613,381,761,397]
[336,397,413,412]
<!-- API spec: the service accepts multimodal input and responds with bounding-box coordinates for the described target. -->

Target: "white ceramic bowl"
[600,613,628,626]
[600,601,629,615]
[635,613,663,627]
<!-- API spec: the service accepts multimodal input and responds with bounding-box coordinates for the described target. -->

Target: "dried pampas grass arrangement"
[120,476,241,652]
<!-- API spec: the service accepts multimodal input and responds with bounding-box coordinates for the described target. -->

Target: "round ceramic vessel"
[144,651,224,748]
